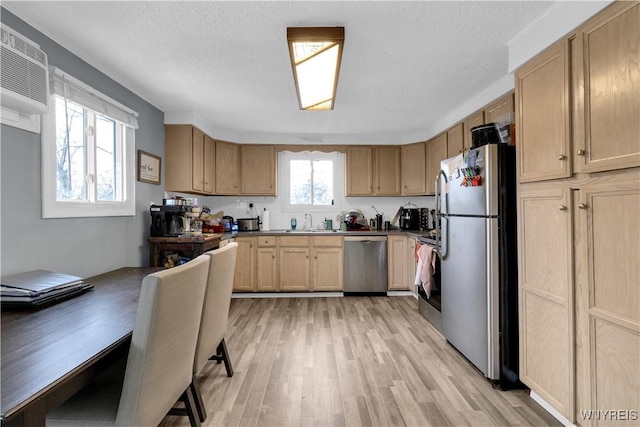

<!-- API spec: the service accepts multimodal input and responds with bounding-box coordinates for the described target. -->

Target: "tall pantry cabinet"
[515,2,639,423]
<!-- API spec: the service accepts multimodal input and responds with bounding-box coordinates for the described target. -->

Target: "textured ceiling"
[4,1,554,144]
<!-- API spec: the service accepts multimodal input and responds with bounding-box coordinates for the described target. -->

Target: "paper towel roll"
[262,208,270,231]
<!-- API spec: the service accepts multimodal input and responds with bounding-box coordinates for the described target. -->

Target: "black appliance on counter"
[150,204,190,236]
[236,217,260,231]
[399,208,421,230]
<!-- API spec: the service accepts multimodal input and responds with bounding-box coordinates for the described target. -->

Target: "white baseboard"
[232,291,417,299]
[530,391,575,427]
[232,292,343,298]
[387,290,416,298]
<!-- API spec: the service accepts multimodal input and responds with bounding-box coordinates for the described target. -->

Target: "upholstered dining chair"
[189,242,238,422]
[47,255,210,427]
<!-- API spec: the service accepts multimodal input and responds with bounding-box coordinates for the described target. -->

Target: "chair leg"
[179,384,201,427]
[190,377,207,423]
[209,338,234,377]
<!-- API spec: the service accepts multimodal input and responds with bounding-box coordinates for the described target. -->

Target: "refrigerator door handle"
[435,169,448,259]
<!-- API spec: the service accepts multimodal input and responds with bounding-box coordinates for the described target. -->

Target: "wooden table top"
[1,267,160,422]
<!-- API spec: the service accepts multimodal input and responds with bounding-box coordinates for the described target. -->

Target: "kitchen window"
[280,151,343,213]
[41,67,138,218]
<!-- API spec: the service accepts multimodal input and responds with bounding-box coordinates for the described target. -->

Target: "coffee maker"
[150,204,190,236]
[399,208,421,230]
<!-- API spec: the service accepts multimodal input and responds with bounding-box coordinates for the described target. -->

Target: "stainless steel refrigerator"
[435,143,520,389]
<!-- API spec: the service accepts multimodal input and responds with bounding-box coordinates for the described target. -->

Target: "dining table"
[1,267,161,427]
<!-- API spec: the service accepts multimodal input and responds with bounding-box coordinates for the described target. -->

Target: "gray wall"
[1,8,165,278]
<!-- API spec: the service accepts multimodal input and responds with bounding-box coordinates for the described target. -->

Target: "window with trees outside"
[42,67,138,218]
[280,151,342,212]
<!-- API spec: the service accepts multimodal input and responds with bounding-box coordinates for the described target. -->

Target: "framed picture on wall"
[137,150,161,184]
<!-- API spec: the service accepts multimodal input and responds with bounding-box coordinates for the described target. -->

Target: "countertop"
[217,229,438,243]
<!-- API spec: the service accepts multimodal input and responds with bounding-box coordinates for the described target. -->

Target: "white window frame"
[41,67,138,218]
[279,150,344,214]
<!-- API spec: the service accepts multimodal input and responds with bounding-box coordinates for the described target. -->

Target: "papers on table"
[1,269,94,308]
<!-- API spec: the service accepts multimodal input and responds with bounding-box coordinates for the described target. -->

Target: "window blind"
[48,66,139,129]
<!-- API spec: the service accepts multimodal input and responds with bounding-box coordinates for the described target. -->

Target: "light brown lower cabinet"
[518,170,640,424]
[311,237,344,291]
[388,235,411,290]
[518,185,574,420]
[573,172,640,425]
[406,237,417,294]
[233,237,256,292]
[232,235,345,292]
[278,236,311,291]
[256,236,277,291]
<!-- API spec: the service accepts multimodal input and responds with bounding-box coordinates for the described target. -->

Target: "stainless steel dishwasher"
[343,236,388,296]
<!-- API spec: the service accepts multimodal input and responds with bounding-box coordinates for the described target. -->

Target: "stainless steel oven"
[416,237,441,332]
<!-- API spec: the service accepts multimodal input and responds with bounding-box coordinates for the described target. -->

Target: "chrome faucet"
[304,212,313,230]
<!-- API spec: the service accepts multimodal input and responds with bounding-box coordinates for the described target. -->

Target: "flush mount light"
[287,27,344,110]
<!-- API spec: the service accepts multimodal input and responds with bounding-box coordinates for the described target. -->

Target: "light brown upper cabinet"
[164,124,215,195]
[572,2,640,174]
[345,146,374,196]
[346,146,401,196]
[374,146,401,196]
[516,39,571,183]
[215,140,240,195]
[463,111,485,153]
[485,93,515,125]
[240,145,276,196]
[426,133,448,195]
[401,142,427,195]
[446,123,464,158]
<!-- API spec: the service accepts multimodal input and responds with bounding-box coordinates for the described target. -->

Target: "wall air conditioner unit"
[1,24,49,114]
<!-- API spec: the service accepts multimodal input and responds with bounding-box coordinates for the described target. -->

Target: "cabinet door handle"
[558,154,566,160]
[576,149,585,156]
[559,205,567,211]
[578,203,588,210]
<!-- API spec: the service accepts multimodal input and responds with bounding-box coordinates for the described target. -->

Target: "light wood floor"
[159,296,560,427]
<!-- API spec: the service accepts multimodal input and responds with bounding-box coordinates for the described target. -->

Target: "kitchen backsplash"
[162,192,435,231]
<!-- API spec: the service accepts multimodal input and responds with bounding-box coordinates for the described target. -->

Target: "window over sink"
[279,150,343,213]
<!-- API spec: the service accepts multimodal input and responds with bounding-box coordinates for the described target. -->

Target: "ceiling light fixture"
[287,27,344,111]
